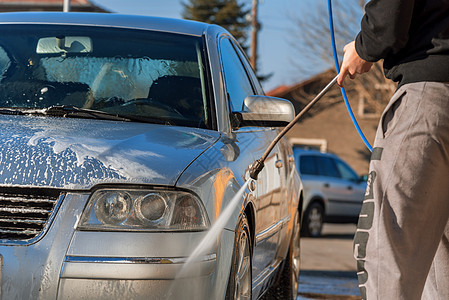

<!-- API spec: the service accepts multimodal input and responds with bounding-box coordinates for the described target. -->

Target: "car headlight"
[78,188,209,231]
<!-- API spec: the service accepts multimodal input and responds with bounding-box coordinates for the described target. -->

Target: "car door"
[316,155,364,219]
[331,157,365,216]
[218,36,283,283]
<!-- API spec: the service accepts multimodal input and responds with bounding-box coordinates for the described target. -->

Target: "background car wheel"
[262,210,301,300]
[226,213,252,300]
[301,202,324,237]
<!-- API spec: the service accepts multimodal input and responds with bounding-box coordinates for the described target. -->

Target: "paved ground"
[298,224,361,300]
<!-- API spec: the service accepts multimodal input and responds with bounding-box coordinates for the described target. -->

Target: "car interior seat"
[148,75,204,121]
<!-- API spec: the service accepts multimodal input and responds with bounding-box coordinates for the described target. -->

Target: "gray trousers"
[354,82,449,300]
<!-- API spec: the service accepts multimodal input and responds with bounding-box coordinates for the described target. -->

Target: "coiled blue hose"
[327,0,373,152]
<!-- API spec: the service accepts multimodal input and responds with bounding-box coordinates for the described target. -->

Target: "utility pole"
[250,0,259,72]
[63,0,71,12]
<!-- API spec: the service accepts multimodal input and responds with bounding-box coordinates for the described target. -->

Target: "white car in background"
[293,148,366,237]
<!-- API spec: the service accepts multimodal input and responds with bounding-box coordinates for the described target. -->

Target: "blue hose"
[327,0,373,152]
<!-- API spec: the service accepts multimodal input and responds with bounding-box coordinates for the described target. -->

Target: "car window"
[299,155,319,175]
[232,41,264,95]
[334,159,359,181]
[0,24,211,129]
[219,38,254,112]
[317,156,340,178]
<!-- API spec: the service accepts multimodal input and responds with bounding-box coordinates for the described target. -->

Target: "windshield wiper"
[39,105,133,122]
[0,108,25,115]
[28,105,172,125]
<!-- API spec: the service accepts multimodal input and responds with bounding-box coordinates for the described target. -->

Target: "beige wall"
[286,95,379,176]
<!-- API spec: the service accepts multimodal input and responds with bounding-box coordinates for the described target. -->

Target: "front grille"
[0,188,63,242]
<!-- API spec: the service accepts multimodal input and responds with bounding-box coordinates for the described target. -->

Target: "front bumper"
[60,231,216,299]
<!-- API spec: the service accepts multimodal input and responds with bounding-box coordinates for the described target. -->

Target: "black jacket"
[355,0,449,87]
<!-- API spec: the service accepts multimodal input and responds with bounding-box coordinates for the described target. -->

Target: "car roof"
[0,12,217,37]
[292,147,339,159]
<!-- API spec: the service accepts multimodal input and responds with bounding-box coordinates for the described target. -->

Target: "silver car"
[0,12,302,300]
[293,148,366,237]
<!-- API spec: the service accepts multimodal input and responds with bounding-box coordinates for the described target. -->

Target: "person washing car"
[337,0,449,299]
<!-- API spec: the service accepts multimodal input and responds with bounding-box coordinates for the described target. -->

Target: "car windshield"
[0,24,211,129]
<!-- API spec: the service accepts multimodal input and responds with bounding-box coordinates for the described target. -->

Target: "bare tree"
[287,0,395,116]
[288,0,360,74]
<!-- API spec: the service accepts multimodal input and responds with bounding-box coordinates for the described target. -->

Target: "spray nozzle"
[249,159,264,180]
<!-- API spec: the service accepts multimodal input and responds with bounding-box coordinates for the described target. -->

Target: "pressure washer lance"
[249,74,338,180]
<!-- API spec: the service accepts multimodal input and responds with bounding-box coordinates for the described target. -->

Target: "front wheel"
[226,214,252,300]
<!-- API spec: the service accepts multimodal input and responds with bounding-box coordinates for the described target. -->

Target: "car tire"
[262,211,301,300]
[301,201,324,237]
[225,213,252,300]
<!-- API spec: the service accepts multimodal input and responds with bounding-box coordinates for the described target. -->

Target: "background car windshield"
[0,25,210,128]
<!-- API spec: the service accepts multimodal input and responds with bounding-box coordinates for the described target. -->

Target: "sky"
[90,0,332,92]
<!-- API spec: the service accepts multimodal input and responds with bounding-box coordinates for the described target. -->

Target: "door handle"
[347,186,353,190]
[324,183,330,188]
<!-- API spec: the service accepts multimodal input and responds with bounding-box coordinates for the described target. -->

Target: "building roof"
[0,0,88,4]
[266,85,290,97]
[0,0,109,12]
[267,69,336,99]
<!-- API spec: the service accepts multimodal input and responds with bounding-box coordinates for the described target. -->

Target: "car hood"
[0,115,220,189]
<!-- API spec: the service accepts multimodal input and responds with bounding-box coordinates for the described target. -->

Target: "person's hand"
[337,41,373,87]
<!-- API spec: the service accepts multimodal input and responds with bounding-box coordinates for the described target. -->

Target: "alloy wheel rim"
[291,213,300,297]
[308,207,322,236]
[234,230,251,300]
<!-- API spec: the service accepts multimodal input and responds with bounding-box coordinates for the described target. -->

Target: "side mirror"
[233,95,295,127]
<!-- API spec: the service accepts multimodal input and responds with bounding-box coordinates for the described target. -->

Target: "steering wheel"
[121,98,185,118]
